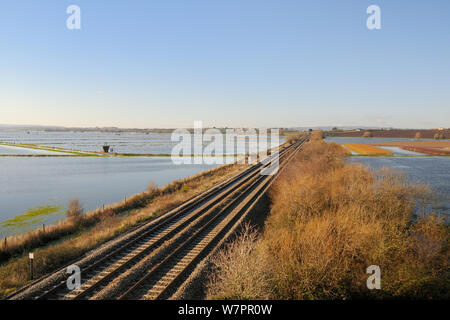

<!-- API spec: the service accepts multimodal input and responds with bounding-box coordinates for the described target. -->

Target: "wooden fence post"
[29,253,34,280]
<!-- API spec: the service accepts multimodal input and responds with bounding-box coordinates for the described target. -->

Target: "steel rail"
[118,138,308,300]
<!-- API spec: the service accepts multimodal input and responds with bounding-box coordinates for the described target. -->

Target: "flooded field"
[0,156,217,237]
[0,145,72,155]
[0,130,286,237]
[325,137,435,144]
[326,138,450,219]
[349,157,450,218]
[0,131,284,155]
[2,133,448,237]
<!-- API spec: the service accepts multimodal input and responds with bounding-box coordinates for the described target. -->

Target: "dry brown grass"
[311,130,324,140]
[206,139,449,300]
[0,163,246,297]
[206,225,273,300]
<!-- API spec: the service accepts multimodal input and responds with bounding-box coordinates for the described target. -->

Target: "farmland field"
[368,140,450,148]
[344,143,393,156]
[327,129,450,139]
[368,140,450,156]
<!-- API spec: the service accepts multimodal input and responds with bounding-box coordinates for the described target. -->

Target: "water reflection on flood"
[349,157,450,218]
[0,156,217,237]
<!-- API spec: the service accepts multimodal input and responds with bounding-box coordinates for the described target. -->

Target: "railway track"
[119,141,305,300]
[8,136,308,300]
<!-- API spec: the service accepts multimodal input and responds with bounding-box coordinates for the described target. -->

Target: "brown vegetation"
[206,225,272,300]
[207,139,449,299]
[362,131,373,138]
[286,132,309,144]
[66,199,84,226]
[310,130,324,140]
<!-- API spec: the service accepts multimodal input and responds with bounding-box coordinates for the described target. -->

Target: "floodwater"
[377,146,425,156]
[0,130,284,237]
[0,131,284,155]
[325,138,450,218]
[2,132,447,237]
[0,145,71,155]
[0,156,217,237]
[349,157,450,218]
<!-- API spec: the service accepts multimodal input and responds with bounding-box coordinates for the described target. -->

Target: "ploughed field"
[368,141,450,156]
[327,129,450,139]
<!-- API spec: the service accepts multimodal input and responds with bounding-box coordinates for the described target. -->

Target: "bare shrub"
[265,141,448,299]
[67,198,84,225]
[311,130,324,140]
[147,181,158,193]
[415,132,422,140]
[362,131,373,138]
[206,225,272,300]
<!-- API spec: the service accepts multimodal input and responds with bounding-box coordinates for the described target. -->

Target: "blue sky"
[0,0,449,128]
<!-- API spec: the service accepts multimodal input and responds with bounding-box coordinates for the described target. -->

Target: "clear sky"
[0,0,449,129]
